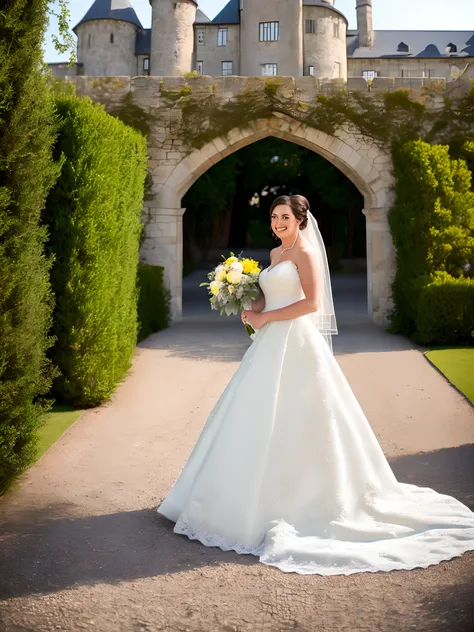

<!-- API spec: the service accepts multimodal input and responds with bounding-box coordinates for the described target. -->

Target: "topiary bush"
[137,264,171,342]
[389,140,474,338]
[0,0,61,493]
[43,96,148,408]
[415,273,474,345]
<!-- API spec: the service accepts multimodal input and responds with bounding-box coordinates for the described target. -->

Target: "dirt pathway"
[1,274,473,632]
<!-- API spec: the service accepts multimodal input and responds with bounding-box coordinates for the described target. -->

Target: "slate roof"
[135,28,151,56]
[348,31,474,58]
[74,0,143,32]
[195,9,211,24]
[211,0,239,25]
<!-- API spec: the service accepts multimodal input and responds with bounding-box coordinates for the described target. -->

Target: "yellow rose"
[225,256,238,269]
[227,270,243,284]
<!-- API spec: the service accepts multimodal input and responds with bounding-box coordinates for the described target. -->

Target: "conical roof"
[74,0,143,32]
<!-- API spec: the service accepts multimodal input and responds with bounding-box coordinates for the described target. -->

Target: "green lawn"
[425,347,474,406]
[36,404,84,460]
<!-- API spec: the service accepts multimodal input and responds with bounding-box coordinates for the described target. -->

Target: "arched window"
[397,42,410,53]
[110,33,114,44]
[446,43,457,54]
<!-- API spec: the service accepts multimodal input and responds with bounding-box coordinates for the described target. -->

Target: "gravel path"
[1,273,473,632]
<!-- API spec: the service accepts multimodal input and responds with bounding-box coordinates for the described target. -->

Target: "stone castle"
[50,0,474,82]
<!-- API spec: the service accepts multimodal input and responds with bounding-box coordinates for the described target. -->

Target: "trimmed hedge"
[389,140,474,341]
[415,273,474,346]
[43,96,148,408]
[0,1,60,493]
[137,264,171,342]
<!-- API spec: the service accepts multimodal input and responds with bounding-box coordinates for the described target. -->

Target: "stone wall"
[193,24,240,77]
[240,0,303,77]
[348,57,473,82]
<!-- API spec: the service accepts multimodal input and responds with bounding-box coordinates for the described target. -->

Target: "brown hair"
[270,194,309,230]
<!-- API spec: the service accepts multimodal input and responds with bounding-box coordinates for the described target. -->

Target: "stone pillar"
[363,208,395,326]
[139,206,185,322]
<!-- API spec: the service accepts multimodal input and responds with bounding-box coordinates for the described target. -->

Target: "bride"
[157,194,474,575]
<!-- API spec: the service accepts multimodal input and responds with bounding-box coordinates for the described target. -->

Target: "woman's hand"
[241,310,267,330]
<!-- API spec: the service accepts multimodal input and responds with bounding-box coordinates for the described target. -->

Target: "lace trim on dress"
[174,516,265,556]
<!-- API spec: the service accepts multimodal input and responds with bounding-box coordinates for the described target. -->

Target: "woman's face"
[271,204,300,238]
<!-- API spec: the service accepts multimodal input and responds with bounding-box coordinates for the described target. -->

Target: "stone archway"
[141,116,395,326]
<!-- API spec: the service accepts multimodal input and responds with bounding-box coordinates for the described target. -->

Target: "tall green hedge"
[415,273,474,345]
[0,1,60,492]
[137,264,171,342]
[44,96,148,407]
[389,140,474,343]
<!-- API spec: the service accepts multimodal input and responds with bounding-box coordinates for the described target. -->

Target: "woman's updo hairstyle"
[270,194,309,230]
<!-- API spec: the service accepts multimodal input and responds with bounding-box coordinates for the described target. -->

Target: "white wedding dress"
[157,259,474,575]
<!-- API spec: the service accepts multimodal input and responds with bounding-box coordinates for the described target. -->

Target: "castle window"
[400,67,408,78]
[397,42,410,53]
[198,30,204,45]
[217,27,228,47]
[261,63,278,76]
[221,61,233,76]
[197,61,204,75]
[88,34,91,48]
[334,22,340,39]
[334,61,341,78]
[446,43,457,54]
[110,33,114,44]
[305,20,316,35]
[259,22,279,42]
[143,58,150,72]
[308,66,315,76]
[362,70,378,80]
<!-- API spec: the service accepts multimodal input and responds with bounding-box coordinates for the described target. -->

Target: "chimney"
[356,0,374,48]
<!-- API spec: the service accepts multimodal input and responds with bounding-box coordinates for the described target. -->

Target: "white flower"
[229,261,243,273]
[227,270,243,284]
[228,286,235,295]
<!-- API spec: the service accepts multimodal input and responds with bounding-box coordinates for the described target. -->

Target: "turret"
[74,0,142,76]
[303,1,348,80]
[240,0,303,77]
[356,0,374,48]
[149,0,197,76]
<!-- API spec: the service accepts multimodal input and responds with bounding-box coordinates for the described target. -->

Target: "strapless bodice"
[259,260,305,312]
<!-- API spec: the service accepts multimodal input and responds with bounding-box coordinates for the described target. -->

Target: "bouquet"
[200,252,262,336]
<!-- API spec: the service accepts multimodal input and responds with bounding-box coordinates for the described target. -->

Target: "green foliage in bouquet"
[0,0,62,493]
[43,96,148,407]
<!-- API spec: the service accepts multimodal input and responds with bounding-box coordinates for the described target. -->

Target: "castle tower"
[356,0,374,48]
[74,0,142,76]
[303,1,348,80]
[149,0,197,76]
[240,0,303,77]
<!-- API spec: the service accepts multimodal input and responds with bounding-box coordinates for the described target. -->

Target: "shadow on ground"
[1,444,472,602]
